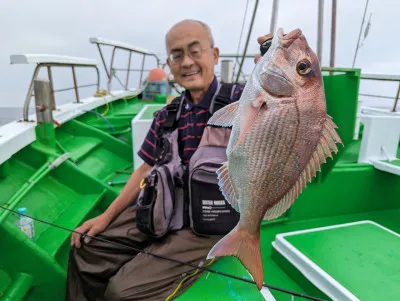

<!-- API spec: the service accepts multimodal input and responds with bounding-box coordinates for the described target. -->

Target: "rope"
[232,0,250,80]
[165,259,216,301]
[81,110,115,132]
[235,0,260,83]
[0,205,327,301]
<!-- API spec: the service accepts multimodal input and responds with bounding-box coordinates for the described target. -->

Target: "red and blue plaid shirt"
[138,76,244,166]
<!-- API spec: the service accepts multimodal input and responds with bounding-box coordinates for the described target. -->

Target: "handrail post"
[71,66,80,103]
[34,78,56,148]
[269,0,279,34]
[34,79,54,124]
[139,55,146,89]
[96,44,110,79]
[23,65,41,121]
[125,51,132,90]
[108,47,117,92]
[47,66,56,110]
[94,66,100,91]
[317,0,324,63]
[392,82,400,112]
[221,60,233,83]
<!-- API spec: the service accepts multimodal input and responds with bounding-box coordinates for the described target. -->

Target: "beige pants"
[66,205,222,301]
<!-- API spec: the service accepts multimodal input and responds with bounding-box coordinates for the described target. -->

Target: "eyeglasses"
[168,43,212,65]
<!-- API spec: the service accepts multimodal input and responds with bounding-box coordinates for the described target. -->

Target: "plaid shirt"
[138,76,244,166]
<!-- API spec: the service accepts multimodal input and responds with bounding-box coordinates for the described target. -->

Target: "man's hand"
[254,33,273,64]
[71,213,113,248]
[70,162,151,249]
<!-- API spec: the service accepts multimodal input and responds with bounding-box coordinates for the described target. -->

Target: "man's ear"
[166,58,171,69]
[213,47,220,65]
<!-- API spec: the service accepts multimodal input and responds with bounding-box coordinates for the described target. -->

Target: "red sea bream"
[206,28,343,289]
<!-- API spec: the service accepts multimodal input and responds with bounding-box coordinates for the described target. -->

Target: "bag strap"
[161,82,236,134]
[161,96,184,133]
[210,83,236,114]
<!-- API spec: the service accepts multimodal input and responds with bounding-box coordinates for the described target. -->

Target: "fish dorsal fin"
[216,162,240,212]
[263,116,343,220]
[207,102,239,128]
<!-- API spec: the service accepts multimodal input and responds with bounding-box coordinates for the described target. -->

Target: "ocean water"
[0,107,26,126]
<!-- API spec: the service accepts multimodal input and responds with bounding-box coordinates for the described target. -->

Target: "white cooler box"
[131,104,165,170]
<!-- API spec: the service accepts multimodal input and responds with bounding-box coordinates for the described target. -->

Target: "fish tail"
[207,225,263,290]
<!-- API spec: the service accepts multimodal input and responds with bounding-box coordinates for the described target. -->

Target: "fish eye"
[296,59,312,76]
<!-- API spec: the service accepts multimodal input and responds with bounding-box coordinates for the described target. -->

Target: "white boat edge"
[0,89,141,166]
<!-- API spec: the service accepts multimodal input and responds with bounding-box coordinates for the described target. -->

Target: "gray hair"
[165,19,215,52]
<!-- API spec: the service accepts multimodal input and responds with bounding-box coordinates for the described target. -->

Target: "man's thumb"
[84,229,95,244]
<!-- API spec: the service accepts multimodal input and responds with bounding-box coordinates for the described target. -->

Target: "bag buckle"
[140,178,147,189]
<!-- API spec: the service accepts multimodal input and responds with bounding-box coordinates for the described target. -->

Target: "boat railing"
[10,54,100,122]
[89,37,162,93]
[359,73,400,113]
[218,54,400,114]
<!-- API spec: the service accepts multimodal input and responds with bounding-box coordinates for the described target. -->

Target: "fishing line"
[0,205,326,301]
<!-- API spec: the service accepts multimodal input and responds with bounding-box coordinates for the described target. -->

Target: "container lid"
[17,207,27,215]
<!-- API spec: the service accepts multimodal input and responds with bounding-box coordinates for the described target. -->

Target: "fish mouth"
[276,28,303,47]
[260,69,293,98]
[263,69,289,83]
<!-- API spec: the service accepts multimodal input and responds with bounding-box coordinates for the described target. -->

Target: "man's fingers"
[257,34,273,44]
[254,54,262,64]
[71,230,81,248]
[71,223,91,248]
[72,232,82,249]
[71,233,77,247]
[254,33,273,65]
[84,228,96,244]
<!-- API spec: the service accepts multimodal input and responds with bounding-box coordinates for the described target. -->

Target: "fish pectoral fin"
[263,115,343,221]
[216,162,240,212]
[207,102,239,127]
[230,102,262,152]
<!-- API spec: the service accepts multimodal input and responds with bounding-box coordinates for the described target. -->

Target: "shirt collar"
[183,76,218,110]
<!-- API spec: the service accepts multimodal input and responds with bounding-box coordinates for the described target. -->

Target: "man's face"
[166,22,219,92]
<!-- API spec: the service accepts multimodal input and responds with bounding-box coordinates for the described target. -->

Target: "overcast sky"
[0,0,399,109]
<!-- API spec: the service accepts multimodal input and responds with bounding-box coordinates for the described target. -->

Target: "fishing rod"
[0,205,327,301]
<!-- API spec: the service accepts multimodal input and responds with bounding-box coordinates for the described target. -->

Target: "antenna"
[352,0,371,67]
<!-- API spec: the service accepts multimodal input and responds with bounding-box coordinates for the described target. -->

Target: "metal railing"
[217,55,399,113]
[89,37,162,92]
[359,73,400,112]
[10,54,100,121]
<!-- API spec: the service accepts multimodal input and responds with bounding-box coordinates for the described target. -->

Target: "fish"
[206,28,343,290]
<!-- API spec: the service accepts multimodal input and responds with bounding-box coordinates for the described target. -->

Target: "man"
[66,19,272,301]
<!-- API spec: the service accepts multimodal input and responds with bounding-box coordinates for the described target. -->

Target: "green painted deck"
[278,221,400,301]
[382,159,400,167]
[267,210,400,300]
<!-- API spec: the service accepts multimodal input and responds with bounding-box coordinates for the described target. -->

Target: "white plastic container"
[16,207,35,239]
[131,104,165,170]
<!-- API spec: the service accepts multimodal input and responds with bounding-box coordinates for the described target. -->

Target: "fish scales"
[245,107,291,202]
[206,27,343,290]
[257,105,299,202]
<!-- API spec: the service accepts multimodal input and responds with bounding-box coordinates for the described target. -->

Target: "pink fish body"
[206,28,342,289]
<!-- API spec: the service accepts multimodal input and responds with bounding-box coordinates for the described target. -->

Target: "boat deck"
[1,64,399,300]
[176,209,400,301]
[273,220,400,301]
